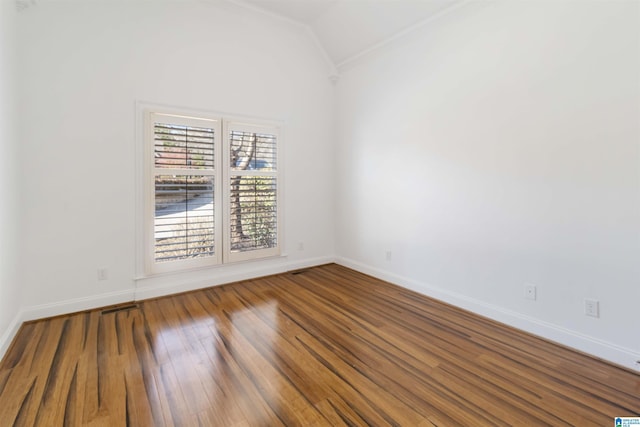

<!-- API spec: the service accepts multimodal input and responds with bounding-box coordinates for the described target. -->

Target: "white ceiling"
[238,0,463,67]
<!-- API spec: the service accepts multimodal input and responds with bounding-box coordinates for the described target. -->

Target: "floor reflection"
[146,288,283,425]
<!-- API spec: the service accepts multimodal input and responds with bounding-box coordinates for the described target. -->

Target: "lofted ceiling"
[16,0,466,71]
[237,0,464,69]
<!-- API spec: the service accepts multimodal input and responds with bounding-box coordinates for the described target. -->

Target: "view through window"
[145,112,280,274]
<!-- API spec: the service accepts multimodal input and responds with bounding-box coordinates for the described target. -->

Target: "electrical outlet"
[525,285,536,301]
[585,299,599,318]
[97,268,108,281]
[385,251,392,261]
[297,242,304,251]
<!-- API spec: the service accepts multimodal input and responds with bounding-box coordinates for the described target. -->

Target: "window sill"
[134,252,289,282]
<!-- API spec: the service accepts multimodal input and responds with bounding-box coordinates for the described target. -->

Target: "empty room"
[1,0,639,425]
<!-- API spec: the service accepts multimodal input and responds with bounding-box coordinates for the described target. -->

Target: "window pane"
[230,131,276,171]
[155,175,214,262]
[154,123,215,169]
[229,176,277,252]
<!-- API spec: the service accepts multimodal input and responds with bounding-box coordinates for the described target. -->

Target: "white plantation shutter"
[144,111,281,275]
[225,123,280,262]
[146,113,222,274]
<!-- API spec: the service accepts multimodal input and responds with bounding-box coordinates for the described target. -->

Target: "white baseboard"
[0,310,24,361]
[135,255,336,301]
[1,287,135,361]
[21,288,137,322]
[336,256,640,372]
[7,256,635,372]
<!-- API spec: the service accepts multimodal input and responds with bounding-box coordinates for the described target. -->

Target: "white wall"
[16,0,335,317]
[335,0,640,369]
[0,0,22,356]
[9,0,640,371]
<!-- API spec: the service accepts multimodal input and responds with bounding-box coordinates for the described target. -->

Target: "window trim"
[139,105,282,277]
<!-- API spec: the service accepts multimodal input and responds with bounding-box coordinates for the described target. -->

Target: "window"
[225,123,279,263]
[144,111,280,275]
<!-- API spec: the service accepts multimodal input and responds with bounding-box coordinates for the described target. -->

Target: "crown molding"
[303,26,339,83]
[335,0,471,71]
[222,0,339,82]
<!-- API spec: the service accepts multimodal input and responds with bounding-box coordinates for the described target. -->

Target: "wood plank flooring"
[0,264,638,426]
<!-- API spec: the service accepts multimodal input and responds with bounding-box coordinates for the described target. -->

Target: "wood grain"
[0,264,638,426]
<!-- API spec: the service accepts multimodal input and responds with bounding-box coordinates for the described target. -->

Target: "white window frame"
[223,121,281,263]
[141,108,282,276]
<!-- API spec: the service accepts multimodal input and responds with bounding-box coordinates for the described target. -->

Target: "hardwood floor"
[0,264,638,426]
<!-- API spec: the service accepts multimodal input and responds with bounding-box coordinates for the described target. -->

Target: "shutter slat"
[229,174,277,253]
[154,172,216,263]
[230,130,277,171]
[154,122,216,170]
